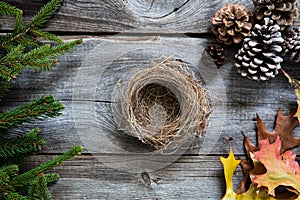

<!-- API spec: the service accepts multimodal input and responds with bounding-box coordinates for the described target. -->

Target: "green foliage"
[0,0,83,199]
[12,146,83,188]
[0,95,64,131]
[28,174,51,200]
[0,146,82,199]
[0,128,45,162]
[0,0,82,81]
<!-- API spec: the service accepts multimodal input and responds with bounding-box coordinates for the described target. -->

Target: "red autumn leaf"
[256,108,300,154]
[250,136,300,196]
[237,109,300,194]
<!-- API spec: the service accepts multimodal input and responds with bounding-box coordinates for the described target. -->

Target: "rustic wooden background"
[1,0,300,199]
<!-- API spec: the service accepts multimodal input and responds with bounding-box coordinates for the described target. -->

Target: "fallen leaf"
[295,89,300,123]
[238,184,275,200]
[221,147,241,200]
[256,108,300,153]
[251,136,300,196]
[221,148,276,200]
[281,69,300,123]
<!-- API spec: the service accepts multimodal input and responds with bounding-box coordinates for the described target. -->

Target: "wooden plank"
[2,0,299,34]
[2,36,300,156]
[1,0,256,33]
[23,154,244,199]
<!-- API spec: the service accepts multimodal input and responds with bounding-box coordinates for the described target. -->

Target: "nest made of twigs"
[113,57,211,153]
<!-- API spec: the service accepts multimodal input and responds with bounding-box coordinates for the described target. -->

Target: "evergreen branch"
[0,164,18,178]
[0,80,10,101]
[0,95,64,131]
[44,173,60,184]
[0,165,18,198]
[29,0,63,29]
[0,27,31,49]
[28,174,51,200]
[0,2,22,31]
[11,146,82,188]
[0,45,24,80]
[25,39,82,71]
[0,0,63,49]
[0,2,22,18]
[0,128,45,161]
[0,39,81,81]
[4,191,28,200]
[30,28,63,43]
[17,36,41,48]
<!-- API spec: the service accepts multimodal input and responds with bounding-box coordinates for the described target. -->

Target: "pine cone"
[211,4,253,45]
[234,18,284,81]
[205,44,225,67]
[253,0,299,30]
[284,28,300,62]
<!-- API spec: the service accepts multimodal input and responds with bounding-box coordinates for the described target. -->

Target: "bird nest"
[113,58,211,153]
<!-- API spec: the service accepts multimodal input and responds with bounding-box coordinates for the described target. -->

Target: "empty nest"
[114,58,211,153]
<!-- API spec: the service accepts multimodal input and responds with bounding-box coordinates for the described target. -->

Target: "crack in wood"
[143,0,190,19]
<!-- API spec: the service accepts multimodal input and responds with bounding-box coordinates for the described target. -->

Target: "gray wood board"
[0,0,272,33]
[23,154,245,200]
[2,36,300,156]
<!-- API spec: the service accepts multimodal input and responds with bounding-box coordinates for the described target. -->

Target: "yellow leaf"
[221,148,241,200]
[238,184,276,200]
[221,148,278,200]
[281,69,300,123]
[294,88,300,123]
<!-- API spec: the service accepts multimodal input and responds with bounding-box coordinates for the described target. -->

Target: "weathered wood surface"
[1,0,299,34]
[1,0,254,33]
[1,0,300,199]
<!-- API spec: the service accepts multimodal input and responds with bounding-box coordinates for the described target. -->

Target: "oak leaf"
[250,136,300,196]
[255,108,300,154]
[221,148,275,200]
[237,109,300,196]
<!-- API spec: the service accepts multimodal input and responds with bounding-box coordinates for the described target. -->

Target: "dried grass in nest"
[115,58,211,153]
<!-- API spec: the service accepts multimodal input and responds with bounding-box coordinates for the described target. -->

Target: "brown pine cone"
[284,28,300,62]
[211,4,253,45]
[205,44,225,67]
[253,0,299,30]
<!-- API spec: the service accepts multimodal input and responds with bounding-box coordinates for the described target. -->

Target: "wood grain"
[1,1,300,198]
[23,154,244,199]
[1,0,254,33]
[2,36,300,157]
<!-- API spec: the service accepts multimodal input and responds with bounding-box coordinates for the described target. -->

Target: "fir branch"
[0,95,64,131]
[23,39,82,72]
[28,0,63,29]
[28,174,51,200]
[30,28,62,43]
[0,0,64,49]
[0,1,23,31]
[4,191,28,200]
[0,128,45,161]
[0,80,10,101]
[11,146,82,188]
[44,173,60,184]
[0,39,81,80]
[0,27,31,50]
[0,164,18,178]
[0,165,18,197]
[0,2,22,20]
